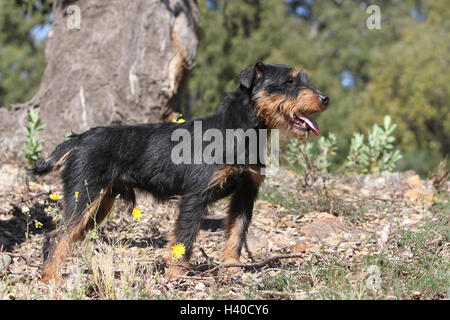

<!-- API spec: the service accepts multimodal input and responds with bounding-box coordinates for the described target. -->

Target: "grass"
[0,167,448,300]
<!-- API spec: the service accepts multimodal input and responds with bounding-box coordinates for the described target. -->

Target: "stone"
[291,240,312,254]
[301,214,344,240]
[404,189,433,206]
[404,175,423,188]
[0,254,12,273]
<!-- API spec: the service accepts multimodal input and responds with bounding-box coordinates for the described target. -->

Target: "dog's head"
[239,62,329,139]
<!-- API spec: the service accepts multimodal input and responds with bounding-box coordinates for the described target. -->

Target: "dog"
[32,62,329,281]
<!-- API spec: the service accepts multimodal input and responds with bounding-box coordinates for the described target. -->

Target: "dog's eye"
[285,78,294,85]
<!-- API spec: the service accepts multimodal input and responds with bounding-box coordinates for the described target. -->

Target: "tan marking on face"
[289,68,300,78]
[296,90,324,113]
[253,88,323,139]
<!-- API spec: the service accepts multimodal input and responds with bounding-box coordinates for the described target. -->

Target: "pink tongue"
[298,115,319,136]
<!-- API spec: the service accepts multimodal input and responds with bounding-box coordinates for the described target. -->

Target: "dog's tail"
[31,134,80,176]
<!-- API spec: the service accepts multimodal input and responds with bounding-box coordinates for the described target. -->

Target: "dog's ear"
[238,62,265,89]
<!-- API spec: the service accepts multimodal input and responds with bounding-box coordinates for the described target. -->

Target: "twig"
[21,191,50,203]
[199,247,211,261]
[372,197,405,203]
[258,290,299,297]
[175,275,216,281]
[203,253,304,274]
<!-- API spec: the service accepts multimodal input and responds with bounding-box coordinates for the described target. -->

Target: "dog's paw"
[41,271,64,284]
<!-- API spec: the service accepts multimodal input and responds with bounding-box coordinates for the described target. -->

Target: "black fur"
[33,62,329,278]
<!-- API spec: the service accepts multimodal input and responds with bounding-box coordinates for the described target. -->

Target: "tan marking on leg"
[207,165,240,190]
[222,215,246,273]
[69,187,116,242]
[53,150,72,173]
[69,195,102,242]
[165,232,190,278]
[41,235,70,283]
[248,165,265,187]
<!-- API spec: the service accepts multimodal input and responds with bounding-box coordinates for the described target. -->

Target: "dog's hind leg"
[166,194,208,278]
[41,186,118,282]
[41,230,71,283]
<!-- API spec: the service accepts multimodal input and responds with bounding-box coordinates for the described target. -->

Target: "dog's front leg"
[166,194,208,278]
[222,176,260,272]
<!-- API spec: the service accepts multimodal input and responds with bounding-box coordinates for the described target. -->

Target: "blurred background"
[0,0,448,176]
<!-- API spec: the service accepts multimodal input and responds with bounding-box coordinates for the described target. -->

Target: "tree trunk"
[0,0,200,154]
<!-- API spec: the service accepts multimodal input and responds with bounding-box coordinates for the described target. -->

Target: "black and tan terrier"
[32,62,329,281]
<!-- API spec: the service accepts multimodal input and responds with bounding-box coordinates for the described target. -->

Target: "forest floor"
[0,160,448,300]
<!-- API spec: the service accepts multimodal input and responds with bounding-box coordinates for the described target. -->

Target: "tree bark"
[0,0,200,154]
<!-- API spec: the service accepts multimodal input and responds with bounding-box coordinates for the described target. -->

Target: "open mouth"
[293,113,319,136]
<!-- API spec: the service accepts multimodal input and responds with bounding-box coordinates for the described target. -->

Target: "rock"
[404,175,423,188]
[0,254,12,273]
[0,164,21,188]
[291,240,312,254]
[404,188,433,206]
[301,214,344,240]
[195,282,206,291]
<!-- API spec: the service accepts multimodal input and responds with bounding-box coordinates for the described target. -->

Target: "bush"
[285,115,402,175]
[20,107,46,166]
[345,115,402,173]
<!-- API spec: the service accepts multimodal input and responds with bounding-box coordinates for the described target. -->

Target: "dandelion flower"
[172,113,186,123]
[49,192,60,201]
[132,208,143,221]
[171,243,186,259]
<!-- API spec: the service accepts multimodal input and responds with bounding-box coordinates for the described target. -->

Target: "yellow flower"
[171,243,186,259]
[74,191,79,199]
[132,208,143,221]
[34,220,43,229]
[171,113,186,123]
[49,192,60,201]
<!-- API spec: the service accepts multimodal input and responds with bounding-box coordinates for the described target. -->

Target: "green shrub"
[285,115,402,175]
[345,115,402,173]
[21,107,46,166]
[286,133,337,174]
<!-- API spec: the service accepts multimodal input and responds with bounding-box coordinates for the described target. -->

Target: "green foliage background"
[0,0,448,174]
[182,0,449,174]
[0,0,52,110]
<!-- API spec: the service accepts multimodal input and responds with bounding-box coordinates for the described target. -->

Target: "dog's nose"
[319,94,329,107]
